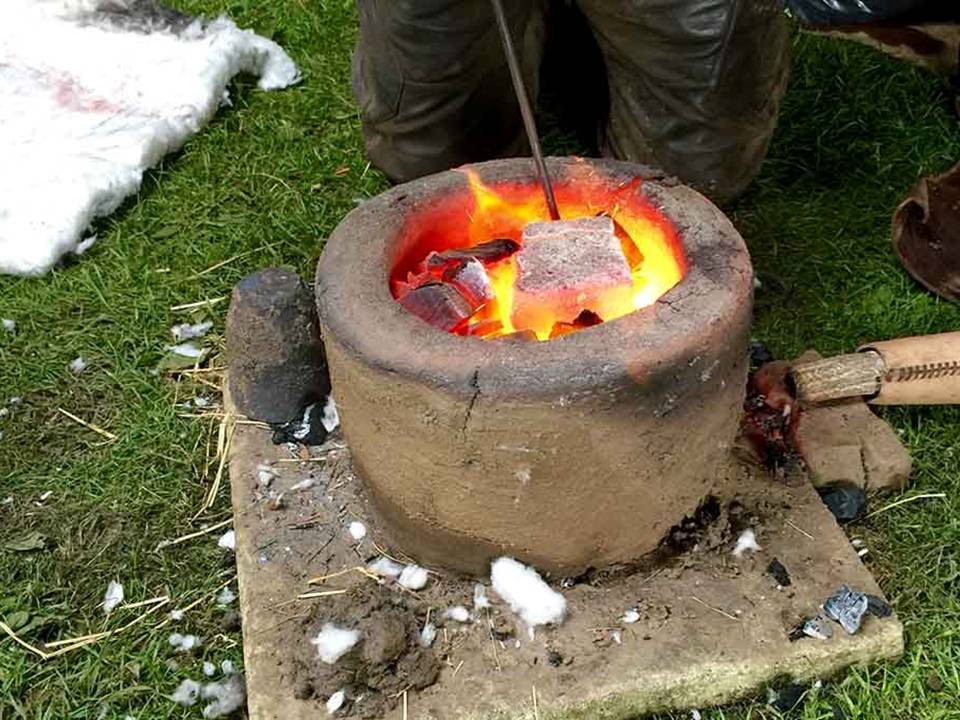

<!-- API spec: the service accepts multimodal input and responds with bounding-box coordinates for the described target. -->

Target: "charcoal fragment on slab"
[766,558,791,587]
[768,682,809,713]
[823,585,870,635]
[398,282,473,331]
[547,650,563,667]
[226,268,330,424]
[865,594,892,618]
[817,484,867,523]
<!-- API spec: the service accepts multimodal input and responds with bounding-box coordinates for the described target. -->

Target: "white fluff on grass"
[732,529,760,558]
[490,557,566,627]
[170,679,201,706]
[368,556,403,578]
[202,661,216,677]
[168,633,202,652]
[398,565,428,591]
[102,580,124,613]
[68,356,87,373]
[473,584,491,610]
[171,321,213,342]
[220,660,235,675]
[38,490,53,502]
[216,587,236,606]
[2,319,15,334]
[419,623,437,648]
[217,530,235,551]
[169,609,185,621]
[166,342,205,358]
[310,624,359,665]
[321,396,340,432]
[348,521,366,541]
[200,673,246,718]
[443,606,471,623]
[326,689,346,715]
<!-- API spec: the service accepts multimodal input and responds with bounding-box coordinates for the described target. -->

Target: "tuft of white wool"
[38,490,53,502]
[473,583,491,610]
[217,587,236,606]
[0,408,8,418]
[202,661,216,677]
[732,529,761,558]
[200,672,246,718]
[217,530,235,551]
[310,624,359,665]
[321,396,339,432]
[2,319,15,334]
[69,356,87,373]
[166,342,205,358]
[398,565,429,591]
[168,633,202,652]
[171,321,213,342]
[622,609,640,624]
[256,464,277,489]
[348,521,366,541]
[326,689,346,715]
[367,556,403,578]
[691,711,702,720]
[444,606,471,623]
[289,476,315,492]
[169,609,184,621]
[8,397,21,405]
[220,660,235,675]
[490,557,566,627]
[170,678,201,706]
[102,580,124,613]
[419,622,437,648]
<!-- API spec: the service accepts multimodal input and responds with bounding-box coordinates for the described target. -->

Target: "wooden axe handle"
[790,331,960,405]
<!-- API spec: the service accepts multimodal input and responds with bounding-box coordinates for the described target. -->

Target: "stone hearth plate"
[227,394,903,720]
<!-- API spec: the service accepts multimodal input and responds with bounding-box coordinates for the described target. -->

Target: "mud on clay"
[292,583,440,718]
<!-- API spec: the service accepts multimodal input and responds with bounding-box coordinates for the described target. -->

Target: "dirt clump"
[292,582,440,718]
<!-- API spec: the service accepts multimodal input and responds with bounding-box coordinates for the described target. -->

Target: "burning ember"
[391,168,687,341]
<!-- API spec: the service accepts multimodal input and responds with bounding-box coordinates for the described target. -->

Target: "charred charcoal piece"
[442,258,494,308]
[801,615,833,640]
[547,649,563,667]
[271,401,328,445]
[549,309,604,339]
[823,585,870,635]
[427,239,519,267]
[227,268,330,424]
[768,682,808,713]
[817,484,867,523]
[398,282,473,331]
[749,339,775,370]
[766,558,791,587]
[866,594,892,618]
[514,216,633,331]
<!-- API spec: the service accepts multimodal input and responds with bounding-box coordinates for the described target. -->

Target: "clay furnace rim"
[315,157,753,399]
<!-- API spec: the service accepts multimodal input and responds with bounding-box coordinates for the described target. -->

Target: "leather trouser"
[352,0,789,203]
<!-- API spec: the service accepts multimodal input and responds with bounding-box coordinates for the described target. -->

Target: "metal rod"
[490,0,560,221]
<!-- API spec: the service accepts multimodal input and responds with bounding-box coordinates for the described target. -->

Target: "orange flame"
[392,166,687,341]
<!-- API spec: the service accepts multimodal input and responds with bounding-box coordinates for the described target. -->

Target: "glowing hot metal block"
[512,216,633,339]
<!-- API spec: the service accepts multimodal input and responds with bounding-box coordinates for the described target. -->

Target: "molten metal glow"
[392,166,687,340]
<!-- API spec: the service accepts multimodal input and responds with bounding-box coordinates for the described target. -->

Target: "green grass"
[1,3,958,718]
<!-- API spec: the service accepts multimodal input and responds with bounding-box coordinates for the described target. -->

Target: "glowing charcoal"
[399,283,473,331]
[512,217,633,336]
[442,258,494,308]
[427,239,519,268]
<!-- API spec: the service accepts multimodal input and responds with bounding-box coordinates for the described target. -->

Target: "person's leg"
[352,0,545,184]
[576,0,790,203]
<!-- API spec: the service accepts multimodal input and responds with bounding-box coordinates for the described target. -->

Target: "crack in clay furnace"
[461,369,481,436]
